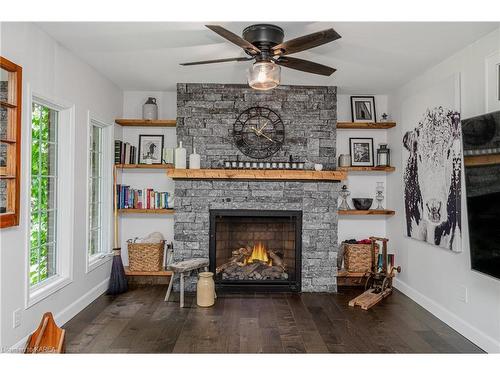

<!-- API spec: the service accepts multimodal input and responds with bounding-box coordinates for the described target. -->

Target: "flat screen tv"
[462,110,500,279]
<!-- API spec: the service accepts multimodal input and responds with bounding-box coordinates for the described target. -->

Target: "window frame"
[25,91,75,308]
[0,56,22,228]
[86,112,113,273]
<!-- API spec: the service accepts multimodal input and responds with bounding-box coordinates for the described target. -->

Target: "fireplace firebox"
[209,209,302,292]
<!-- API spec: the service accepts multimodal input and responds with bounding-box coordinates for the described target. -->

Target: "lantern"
[377,143,391,167]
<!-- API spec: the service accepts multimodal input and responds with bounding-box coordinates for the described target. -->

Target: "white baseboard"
[10,277,109,351]
[394,279,500,353]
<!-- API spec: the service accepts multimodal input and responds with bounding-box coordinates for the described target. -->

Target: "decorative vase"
[338,154,351,167]
[375,182,385,209]
[142,97,158,120]
[174,141,186,169]
[197,272,215,307]
[189,147,201,169]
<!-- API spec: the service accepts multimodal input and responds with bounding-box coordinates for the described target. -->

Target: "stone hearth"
[173,83,339,292]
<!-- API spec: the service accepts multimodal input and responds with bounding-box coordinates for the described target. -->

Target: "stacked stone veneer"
[174,83,339,292]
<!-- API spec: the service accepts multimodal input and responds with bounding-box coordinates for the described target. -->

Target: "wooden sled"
[348,287,393,310]
[25,312,65,353]
[348,237,401,310]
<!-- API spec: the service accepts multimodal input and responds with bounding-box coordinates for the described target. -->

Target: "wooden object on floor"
[167,168,346,181]
[165,258,210,308]
[337,121,396,129]
[349,237,401,310]
[348,288,393,310]
[338,209,395,216]
[115,119,176,127]
[25,312,65,353]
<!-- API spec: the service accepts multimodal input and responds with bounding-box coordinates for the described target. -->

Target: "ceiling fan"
[180,24,341,90]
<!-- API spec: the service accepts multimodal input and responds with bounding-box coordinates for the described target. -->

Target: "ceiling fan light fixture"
[247,61,280,91]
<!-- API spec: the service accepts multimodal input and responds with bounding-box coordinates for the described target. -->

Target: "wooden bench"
[164,258,210,307]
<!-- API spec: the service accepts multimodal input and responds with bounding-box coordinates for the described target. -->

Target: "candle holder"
[375,182,385,209]
[338,185,351,210]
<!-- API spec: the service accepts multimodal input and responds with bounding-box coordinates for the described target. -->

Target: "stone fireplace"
[174,83,339,292]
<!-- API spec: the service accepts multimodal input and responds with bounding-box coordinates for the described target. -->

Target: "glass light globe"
[247,61,280,90]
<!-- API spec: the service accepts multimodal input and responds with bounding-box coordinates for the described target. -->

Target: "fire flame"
[244,242,272,266]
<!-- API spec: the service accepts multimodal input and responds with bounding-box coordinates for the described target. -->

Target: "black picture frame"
[138,134,164,164]
[350,96,377,123]
[349,137,374,167]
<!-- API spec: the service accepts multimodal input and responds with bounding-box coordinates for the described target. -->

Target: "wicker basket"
[128,241,165,272]
[343,243,379,273]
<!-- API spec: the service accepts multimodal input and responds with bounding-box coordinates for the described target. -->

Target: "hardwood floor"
[63,286,483,353]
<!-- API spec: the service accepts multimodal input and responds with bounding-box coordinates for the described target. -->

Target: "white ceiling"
[37,22,499,93]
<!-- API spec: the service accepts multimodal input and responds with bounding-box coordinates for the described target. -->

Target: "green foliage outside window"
[30,103,57,286]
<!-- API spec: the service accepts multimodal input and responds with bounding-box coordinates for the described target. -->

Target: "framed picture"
[138,134,164,164]
[349,137,374,167]
[350,96,376,123]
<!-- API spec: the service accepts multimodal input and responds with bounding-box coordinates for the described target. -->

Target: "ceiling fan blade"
[205,25,261,54]
[272,28,341,56]
[180,56,253,66]
[275,56,336,76]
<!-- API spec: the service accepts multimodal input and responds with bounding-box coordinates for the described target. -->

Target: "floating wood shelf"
[167,168,346,181]
[337,166,395,172]
[124,267,172,276]
[464,154,500,167]
[114,163,174,169]
[118,208,175,214]
[337,270,367,287]
[115,119,176,127]
[337,121,396,129]
[338,209,395,216]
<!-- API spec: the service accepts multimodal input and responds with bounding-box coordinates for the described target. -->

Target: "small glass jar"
[271,162,277,169]
[278,162,284,169]
[238,161,244,168]
[251,162,258,169]
[265,162,271,169]
[224,161,231,169]
[258,162,264,169]
[245,161,251,169]
[231,161,237,168]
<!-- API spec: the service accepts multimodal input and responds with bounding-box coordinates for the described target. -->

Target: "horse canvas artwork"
[403,106,463,252]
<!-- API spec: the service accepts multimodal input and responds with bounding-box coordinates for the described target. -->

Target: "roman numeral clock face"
[233,107,285,159]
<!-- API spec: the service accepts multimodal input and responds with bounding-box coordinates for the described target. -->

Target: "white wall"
[119,91,177,264]
[337,94,390,241]
[0,23,123,349]
[387,27,500,352]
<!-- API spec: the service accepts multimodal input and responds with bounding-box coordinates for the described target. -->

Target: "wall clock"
[233,106,285,159]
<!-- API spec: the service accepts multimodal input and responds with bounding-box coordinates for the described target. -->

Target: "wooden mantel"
[167,168,347,182]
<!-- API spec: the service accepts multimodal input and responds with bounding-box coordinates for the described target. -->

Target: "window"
[0,56,22,228]
[27,94,74,306]
[30,103,58,286]
[87,115,113,271]
[88,123,103,256]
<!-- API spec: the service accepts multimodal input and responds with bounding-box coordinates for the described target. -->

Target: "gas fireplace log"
[268,250,285,270]
[216,248,252,274]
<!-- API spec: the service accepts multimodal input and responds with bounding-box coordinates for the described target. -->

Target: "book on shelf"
[116,184,172,210]
[114,140,137,165]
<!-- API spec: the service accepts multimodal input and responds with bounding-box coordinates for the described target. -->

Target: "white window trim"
[85,111,113,273]
[25,90,75,308]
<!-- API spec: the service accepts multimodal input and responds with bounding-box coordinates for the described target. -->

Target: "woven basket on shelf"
[128,241,165,272]
[343,243,379,273]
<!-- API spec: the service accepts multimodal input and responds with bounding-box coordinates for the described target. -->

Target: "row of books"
[114,140,138,165]
[116,185,172,209]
